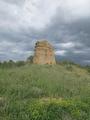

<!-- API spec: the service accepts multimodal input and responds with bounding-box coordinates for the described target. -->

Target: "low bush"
[4,99,90,120]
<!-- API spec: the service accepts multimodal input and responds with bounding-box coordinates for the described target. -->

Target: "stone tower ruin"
[33,40,56,64]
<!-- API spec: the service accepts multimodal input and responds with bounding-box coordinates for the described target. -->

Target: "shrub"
[16,61,25,67]
[4,99,90,120]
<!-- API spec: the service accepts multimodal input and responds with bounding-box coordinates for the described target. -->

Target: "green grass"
[0,64,90,120]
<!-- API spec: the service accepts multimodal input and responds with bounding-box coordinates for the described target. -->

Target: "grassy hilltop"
[0,63,90,120]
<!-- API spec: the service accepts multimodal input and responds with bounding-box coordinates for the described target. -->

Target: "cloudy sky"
[0,0,90,65]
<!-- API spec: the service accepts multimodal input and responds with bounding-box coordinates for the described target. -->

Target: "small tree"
[16,61,25,67]
[27,56,33,63]
[8,60,15,68]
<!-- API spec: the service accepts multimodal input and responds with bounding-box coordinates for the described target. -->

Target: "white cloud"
[55,42,75,49]
[18,0,61,29]
[0,1,21,30]
[55,50,67,56]
[55,42,83,49]
[66,0,90,16]
[0,0,61,30]
[0,0,90,30]
[18,0,90,29]
[59,0,90,22]
[12,48,33,55]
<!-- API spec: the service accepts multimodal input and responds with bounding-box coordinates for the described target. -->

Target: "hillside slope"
[0,64,90,120]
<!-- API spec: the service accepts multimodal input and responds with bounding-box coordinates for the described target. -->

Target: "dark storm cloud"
[0,0,90,65]
[40,14,90,65]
